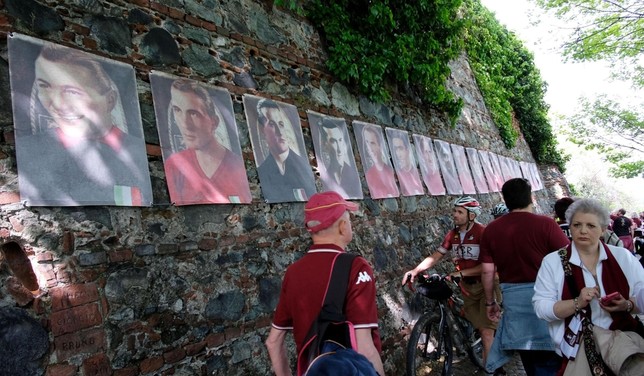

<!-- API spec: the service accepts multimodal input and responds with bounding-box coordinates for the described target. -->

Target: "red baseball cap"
[304,191,358,233]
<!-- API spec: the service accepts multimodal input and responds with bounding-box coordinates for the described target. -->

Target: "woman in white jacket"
[533,198,644,373]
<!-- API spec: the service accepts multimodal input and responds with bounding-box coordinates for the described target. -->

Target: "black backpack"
[296,253,379,376]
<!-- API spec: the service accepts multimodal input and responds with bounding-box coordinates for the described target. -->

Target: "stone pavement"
[449,352,526,376]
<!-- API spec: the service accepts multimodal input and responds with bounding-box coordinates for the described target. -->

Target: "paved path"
[450,352,526,375]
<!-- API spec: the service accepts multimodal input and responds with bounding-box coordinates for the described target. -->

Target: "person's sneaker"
[493,367,506,375]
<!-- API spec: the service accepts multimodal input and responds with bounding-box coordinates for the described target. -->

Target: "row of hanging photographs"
[7,33,543,207]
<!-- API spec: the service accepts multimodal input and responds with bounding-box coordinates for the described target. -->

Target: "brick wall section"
[54,328,107,361]
[0,0,563,375]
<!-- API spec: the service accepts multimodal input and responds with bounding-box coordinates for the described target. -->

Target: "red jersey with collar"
[271,244,381,355]
[438,222,485,271]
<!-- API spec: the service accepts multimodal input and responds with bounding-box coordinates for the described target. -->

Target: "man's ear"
[211,114,220,132]
[106,90,117,111]
[337,218,348,236]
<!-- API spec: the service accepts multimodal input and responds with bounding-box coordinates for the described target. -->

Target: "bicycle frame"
[405,274,484,375]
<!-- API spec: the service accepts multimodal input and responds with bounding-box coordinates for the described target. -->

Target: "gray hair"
[565,198,610,229]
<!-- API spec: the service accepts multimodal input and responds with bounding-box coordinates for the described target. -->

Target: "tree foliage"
[532,0,644,178]
[564,95,644,178]
[463,0,567,169]
[534,0,644,87]
[276,0,466,122]
[274,0,566,169]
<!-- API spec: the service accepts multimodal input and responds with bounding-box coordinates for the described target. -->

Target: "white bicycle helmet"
[454,196,481,216]
[491,203,509,218]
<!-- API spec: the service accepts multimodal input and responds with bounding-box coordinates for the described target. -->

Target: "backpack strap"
[319,253,358,322]
[297,252,358,375]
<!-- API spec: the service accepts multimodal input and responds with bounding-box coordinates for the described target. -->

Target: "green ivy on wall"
[463,0,567,169]
[278,0,465,123]
[275,0,566,170]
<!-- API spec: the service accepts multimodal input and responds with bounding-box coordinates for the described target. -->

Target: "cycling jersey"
[439,222,485,271]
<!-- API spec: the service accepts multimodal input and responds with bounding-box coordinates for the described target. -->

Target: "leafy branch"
[565,95,644,177]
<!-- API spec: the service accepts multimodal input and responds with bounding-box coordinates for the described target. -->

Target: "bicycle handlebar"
[403,273,415,292]
[403,272,461,292]
[421,273,461,285]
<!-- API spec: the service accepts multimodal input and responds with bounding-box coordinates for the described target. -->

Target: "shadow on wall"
[2,241,39,293]
[1,242,49,375]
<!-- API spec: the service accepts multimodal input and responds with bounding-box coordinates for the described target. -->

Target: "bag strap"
[319,253,358,321]
[298,253,358,375]
[557,248,611,376]
[557,247,580,297]
[300,254,356,343]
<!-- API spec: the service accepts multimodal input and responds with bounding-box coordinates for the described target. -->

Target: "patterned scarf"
[558,242,635,376]
[560,243,636,332]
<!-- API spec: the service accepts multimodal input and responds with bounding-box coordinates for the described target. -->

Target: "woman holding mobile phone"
[532,198,644,373]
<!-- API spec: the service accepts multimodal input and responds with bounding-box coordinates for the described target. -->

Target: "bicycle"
[404,273,485,376]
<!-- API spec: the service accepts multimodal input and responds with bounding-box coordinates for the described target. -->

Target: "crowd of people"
[264,179,644,376]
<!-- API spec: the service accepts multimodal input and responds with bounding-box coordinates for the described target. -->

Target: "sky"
[479,0,644,211]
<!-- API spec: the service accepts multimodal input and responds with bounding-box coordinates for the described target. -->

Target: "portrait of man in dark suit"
[308,111,362,199]
[243,95,316,203]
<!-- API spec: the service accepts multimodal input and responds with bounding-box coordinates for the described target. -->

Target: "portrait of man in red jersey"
[150,72,252,205]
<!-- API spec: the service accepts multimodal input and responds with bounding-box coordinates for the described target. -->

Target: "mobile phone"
[600,291,620,305]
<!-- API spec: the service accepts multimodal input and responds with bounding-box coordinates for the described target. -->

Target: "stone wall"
[0,0,563,375]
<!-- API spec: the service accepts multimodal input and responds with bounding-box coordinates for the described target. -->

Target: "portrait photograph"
[451,144,476,195]
[434,139,463,195]
[385,128,424,196]
[307,111,362,199]
[242,94,316,203]
[8,33,153,206]
[488,152,506,189]
[498,155,515,183]
[353,121,399,199]
[520,161,536,191]
[509,158,522,180]
[412,134,445,196]
[477,150,500,192]
[530,163,544,190]
[466,147,490,194]
[150,72,252,205]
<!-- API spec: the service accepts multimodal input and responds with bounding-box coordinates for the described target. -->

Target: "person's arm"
[265,327,292,376]
[355,328,385,376]
[481,262,500,321]
[402,251,445,285]
[532,253,581,321]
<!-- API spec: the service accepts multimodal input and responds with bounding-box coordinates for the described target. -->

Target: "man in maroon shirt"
[612,208,634,251]
[265,191,384,376]
[480,178,569,376]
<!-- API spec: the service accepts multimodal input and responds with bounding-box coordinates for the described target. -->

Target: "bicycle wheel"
[463,321,484,370]
[406,313,453,376]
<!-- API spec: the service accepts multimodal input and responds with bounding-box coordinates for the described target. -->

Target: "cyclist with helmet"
[491,203,509,219]
[402,196,501,370]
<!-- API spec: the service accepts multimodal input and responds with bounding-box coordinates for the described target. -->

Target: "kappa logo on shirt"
[355,271,372,284]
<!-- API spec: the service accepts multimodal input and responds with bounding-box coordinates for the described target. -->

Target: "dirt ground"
[449,352,526,376]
